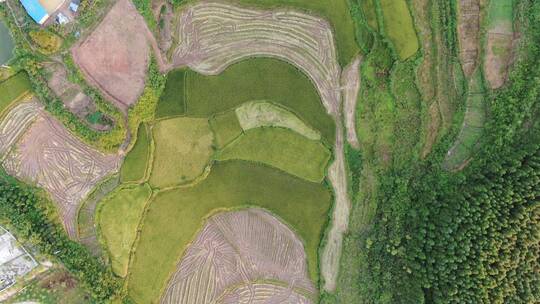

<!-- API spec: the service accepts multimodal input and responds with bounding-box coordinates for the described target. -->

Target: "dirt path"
[341,56,362,149]
[457,0,481,77]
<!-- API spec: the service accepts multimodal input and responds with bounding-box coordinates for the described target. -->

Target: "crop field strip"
[0,73,32,114]
[98,183,152,277]
[155,69,187,119]
[2,112,120,238]
[209,110,244,148]
[0,100,42,158]
[341,57,362,149]
[457,0,481,77]
[161,208,315,304]
[484,0,514,89]
[378,0,419,60]
[127,160,332,303]
[216,127,331,183]
[120,123,151,183]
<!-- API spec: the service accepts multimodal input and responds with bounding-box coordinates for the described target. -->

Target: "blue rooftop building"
[19,0,50,25]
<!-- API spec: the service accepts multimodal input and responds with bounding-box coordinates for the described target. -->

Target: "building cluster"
[19,0,79,25]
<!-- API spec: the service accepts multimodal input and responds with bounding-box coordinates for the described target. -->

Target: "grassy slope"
[0,72,31,113]
[120,124,150,183]
[379,0,419,60]
[232,0,358,66]
[149,117,213,188]
[360,0,379,31]
[128,160,331,303]
[216,127,331,183]
[185,58,336,144]
[487,0,514,27]
[209,109,243,148]
[98,184,152,277]
[155,69,186,119]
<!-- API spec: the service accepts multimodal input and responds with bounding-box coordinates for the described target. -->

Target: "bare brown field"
[484,24,514,89]
[170,0,342,115]
[457,0,481,77]
[161,208,315,304]
[71,0,151,109]
[3,113,120,238]
[0,99,42,158]
[341,55,361,149]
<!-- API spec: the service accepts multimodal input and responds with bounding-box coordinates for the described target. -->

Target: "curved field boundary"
[0,100,43,159]
[170,0,342,116]
[235,101,321,141]
[161,208,315,304]
[2,113,121,238]
[444,69,486,170]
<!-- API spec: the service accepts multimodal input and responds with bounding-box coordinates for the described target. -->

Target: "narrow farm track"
[161,208,316,304]
[341,55,362,149]
[457,0,481,77]
[2,111,121,238]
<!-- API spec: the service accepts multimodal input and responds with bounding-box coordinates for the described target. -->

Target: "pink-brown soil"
[161,208,315,304]
[71,0,151,110]
[484,23,514,89]
[457,0,481,77]
[341,56,362,149]
[3,113,120,238]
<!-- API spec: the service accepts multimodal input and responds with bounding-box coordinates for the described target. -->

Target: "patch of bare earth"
[71,0,151,110]
[457,0,480,77]
[2,113,120,238]
[341,55,362,149]
[484,23,514,89]
[0,100,42,157]
[161,208,315,304]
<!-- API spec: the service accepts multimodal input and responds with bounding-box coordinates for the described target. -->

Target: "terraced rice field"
[484,0,514,89]
[161,208,315,304]
[3,111,120,238]
[179,58,335,143]
[149,117,213,188]
[0,73,32,113]
[0,100,42,157]
[171,1,342,115]
[379,0,419,60]
[156,69,186,119]
[127,160,331,304]
[216,127,331,183]
[209,110,243,148]
[121,124,151,183]
[444,69,486,170]
[236,101,321,141]
[457,0,481,77]
[98,184,152,277]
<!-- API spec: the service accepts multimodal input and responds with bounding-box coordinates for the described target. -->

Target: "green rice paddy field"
[217,127,331,182]
[379,0,419,60]
[158,58,335,144]
[98,184,152,277]
[120,124,150,183]
[209,109,243,148]
[0,73,32,114]
[127,160,332,303]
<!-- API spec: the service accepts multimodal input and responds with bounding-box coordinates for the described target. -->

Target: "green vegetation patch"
[128,160,332,303]
[0,72,31,114]
[236,101,321,140]
[185,58,336,143]
[155,69,186,119]
[360,0,378,31]
[98,184,152,277]
[120,124,150,183]
[216,127,331,183]
[379,0,419,60]
[487,0,513,27]
[149,117,213,188]
[29,30,63,54]
[234,0,358,65]
[209,109,243,148]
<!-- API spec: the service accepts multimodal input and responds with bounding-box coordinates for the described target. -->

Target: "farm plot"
[379,0,419,60]
[71,0,153,109]
[180,58,335,143]
[484,0,514,89]
[120,123,151,183]
[2,113,120,238]
[98,183,152,277]
[149,117,213,188]
[457,0,481,77]
[161,208,315,304]
[444,69,486,170]
[127,160,331,304]
[155,69,186,119]
[341,56,362,148]
[216,127,331,183]
[0,100,42,158]
[209,110,243,149]
[236,101,321,141]
[0,73,32,113]
[171,1,342,115]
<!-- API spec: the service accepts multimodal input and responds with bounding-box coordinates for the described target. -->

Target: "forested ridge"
[360,1,540,302]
